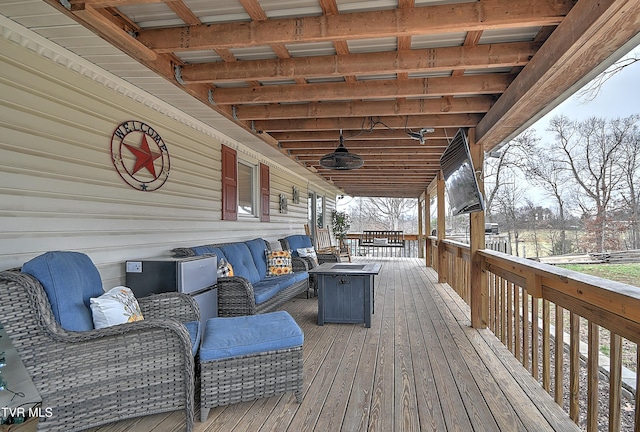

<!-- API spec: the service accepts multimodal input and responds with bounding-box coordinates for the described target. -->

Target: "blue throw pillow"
[22,251,104,331]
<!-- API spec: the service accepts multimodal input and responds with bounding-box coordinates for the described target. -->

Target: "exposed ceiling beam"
[135,0,573,52]
[178,42,539,84]
[254,114,482,132]
[292,150,443,158]
[272,129,459,141]
[233,96,495,120]
[279,140,450,149]
[207,75,514,105]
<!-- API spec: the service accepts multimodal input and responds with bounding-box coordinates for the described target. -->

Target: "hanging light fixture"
[319,131,364,170]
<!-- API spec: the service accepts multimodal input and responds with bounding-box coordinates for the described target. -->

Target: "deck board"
[87,257,579,432]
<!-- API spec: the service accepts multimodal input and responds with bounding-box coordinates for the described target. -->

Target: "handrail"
[432,241,640,430]
[479,249,640,343]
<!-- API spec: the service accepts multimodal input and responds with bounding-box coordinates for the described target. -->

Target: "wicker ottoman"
[199,311,304,422]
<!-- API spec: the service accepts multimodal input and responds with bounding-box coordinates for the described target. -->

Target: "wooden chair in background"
[306,224,351,262]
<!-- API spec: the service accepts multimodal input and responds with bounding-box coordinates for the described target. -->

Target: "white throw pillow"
[297,247,318,264]
[90,286,144,329]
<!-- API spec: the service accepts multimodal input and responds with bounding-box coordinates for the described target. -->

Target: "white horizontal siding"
[0,33,339,288]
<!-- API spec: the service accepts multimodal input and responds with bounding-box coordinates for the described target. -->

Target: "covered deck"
[91,257,578,432]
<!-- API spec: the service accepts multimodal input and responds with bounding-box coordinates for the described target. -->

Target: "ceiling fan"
[406,127,435,145]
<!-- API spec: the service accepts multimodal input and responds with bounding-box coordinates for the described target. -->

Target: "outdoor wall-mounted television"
[439,128,485,216]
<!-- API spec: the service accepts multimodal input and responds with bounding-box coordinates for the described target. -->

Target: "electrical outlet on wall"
[126,261,142,273]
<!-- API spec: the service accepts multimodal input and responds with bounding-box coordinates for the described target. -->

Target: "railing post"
[469,129,487,329]
[418,195,424,259]
[437,171,447,283]
[424,187,431,267]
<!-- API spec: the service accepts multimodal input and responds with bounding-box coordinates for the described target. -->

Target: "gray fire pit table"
[309,262,382,328]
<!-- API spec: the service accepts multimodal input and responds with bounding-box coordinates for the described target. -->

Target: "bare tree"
[357,197,417,231]
[526,140,575,254]
[576,50,640,101]
[492,171,526,256]
[547,115,629,252]
[617,115,640,248]
[483,130,536,218]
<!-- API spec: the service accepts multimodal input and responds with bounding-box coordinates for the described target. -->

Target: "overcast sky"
[512,47,640,206]
[531,49,640,135]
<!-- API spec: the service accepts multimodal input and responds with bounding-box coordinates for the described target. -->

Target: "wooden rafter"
[135,0,573,52]
[42,0,640,198]
[178,42,539,84]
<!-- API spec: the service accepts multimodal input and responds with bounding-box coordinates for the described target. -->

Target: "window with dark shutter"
[221,145,237,221]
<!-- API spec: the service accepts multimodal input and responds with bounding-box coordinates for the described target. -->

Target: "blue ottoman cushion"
[200,311,303,362]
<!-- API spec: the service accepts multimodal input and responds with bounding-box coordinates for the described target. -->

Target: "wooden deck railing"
[430,238,640,431]
[344,233,421,258]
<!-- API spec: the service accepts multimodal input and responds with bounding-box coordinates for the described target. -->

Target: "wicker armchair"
[279,234,340,296]
[0,252,199,432]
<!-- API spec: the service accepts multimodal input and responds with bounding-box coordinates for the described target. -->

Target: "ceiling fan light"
[319,135,364,170]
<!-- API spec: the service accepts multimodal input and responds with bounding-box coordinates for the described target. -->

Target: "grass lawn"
[559,263,640,288]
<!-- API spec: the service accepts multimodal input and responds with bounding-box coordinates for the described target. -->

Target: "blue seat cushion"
[244,238,268,278]
[252,279,284,304]
[285,235,313,257]
[183,320,201,357]
[21,251,104,332]
[252,271,308,304]
[200,311,303,362]
[219,243,261,284]
[273,272,308,289]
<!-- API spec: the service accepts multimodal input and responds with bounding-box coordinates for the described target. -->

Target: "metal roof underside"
[2,0,640,198]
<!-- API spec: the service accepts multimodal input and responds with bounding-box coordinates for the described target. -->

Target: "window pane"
[316,195,324,228]
[238,163,253,215]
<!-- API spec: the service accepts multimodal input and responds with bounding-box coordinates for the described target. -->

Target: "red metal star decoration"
[124,134,162,178]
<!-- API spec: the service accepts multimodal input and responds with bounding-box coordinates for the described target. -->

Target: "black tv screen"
[439,128,485,215]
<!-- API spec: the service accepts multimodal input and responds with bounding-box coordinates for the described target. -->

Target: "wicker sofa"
[172,238,310,316]
[0,251,199,432]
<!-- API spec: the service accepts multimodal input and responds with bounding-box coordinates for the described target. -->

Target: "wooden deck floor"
[91,258,579,432]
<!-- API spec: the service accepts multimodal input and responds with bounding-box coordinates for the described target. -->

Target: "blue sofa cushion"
[252,279,284,304]
[200,311,303,362]
[21,251,104,332]
[184,320,201,357]
[244,238,268,278]
[191,245,226,261]
[278,271,309,287]
[285,235,313,257]
[219,243,261,284]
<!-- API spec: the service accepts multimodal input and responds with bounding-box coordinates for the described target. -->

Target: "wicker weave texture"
[0,270,196,432]
[216,276,309,317]
[200,347,303,422]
